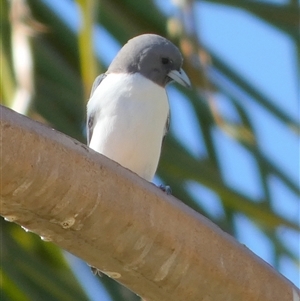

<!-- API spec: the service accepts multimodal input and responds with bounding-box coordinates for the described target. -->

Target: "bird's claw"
[90,265,103,277]
[159,184,172,195]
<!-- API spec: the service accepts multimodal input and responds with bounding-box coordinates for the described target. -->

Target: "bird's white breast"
[87,73,169,181]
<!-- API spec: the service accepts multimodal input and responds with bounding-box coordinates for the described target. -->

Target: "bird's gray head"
[107,34,191,88]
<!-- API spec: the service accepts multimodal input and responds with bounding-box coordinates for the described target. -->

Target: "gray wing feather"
[162,112,170,144]
[87,74,107,145]
[90,74,106,98]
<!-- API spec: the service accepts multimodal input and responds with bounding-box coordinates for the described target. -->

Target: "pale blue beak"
[168,68,191,88]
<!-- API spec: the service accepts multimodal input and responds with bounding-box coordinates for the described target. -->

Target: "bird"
[87,34,191,186]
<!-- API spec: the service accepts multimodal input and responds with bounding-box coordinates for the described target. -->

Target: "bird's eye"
[161,57,170,65]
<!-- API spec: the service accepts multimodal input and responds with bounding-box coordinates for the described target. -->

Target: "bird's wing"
[90,74,106,98]
[162,111,170,144]
[87,74,107,145]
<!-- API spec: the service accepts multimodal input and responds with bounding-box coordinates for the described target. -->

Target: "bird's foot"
[90,265,103,277]
[159,184,172,195]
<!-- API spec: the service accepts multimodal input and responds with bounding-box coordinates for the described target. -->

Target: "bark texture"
[0,105,299,301]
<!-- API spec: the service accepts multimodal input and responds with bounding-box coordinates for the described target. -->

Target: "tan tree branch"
[0,105,298,301]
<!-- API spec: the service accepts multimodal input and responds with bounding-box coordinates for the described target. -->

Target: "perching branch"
[0,105,298,301]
